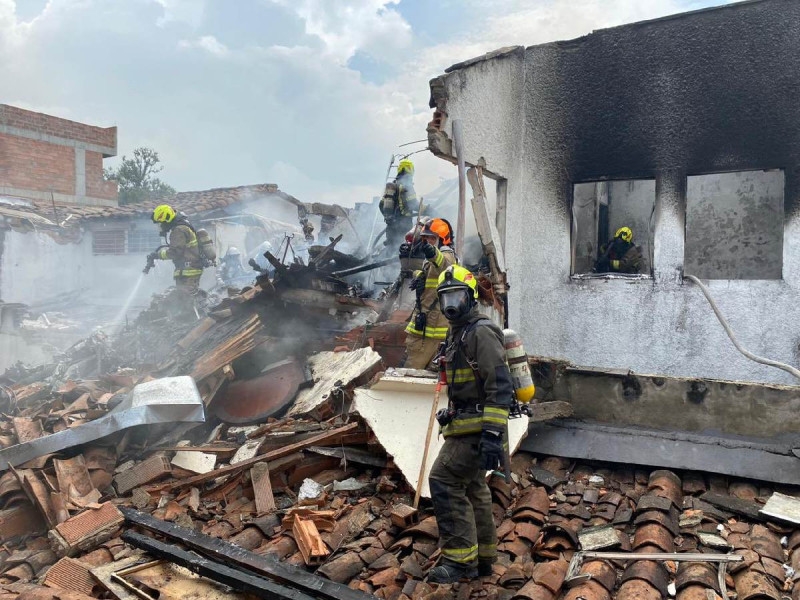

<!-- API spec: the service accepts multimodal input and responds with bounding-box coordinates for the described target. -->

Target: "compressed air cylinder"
[503,329,535,404]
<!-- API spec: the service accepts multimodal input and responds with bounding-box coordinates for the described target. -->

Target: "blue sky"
[1,0,728,205]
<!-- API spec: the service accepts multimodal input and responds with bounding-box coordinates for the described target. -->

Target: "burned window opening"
[571,179,654,277]
[684,170,784,280]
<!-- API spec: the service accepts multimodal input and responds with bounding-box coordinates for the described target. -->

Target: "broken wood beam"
[122,531,315,600]
[700,492,764,521]
[156,422,360,491]
[120,507,373,600]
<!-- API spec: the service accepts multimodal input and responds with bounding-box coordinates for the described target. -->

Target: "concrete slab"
[523,420,800,486]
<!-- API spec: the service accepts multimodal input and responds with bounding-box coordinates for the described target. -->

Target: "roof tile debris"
[0,271,797,599]
[0,183,286,230]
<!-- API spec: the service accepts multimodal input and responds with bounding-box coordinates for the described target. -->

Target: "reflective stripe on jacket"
[441,311,513,438]
[405,246,456,339]
[174,268,203,278]
[160,223,204,272]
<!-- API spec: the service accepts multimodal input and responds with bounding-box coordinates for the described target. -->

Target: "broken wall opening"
[571,179,654,275]
[684,169,784,280]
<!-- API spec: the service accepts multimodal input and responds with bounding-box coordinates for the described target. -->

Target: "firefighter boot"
[427,560,478,584]
[478,559,494,577]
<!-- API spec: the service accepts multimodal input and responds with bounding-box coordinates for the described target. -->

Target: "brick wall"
[0,133,75,196]
[0,105,116,150]
[85,150,117,200]
[0,105,118,205]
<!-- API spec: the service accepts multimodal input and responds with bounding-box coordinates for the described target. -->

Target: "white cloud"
[0,0,729,210]
[153,0,204,27]
[178,34,228,56]
[266,0,411,64]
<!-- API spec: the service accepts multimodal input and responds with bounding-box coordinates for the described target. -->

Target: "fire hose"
[685,274,800,382]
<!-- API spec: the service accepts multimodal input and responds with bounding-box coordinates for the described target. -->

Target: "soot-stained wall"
[429,0,800,385]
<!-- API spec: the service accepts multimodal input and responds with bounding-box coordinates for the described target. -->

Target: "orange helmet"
[420,218,452,246]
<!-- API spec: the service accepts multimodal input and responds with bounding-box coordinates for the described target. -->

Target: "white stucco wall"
[433,47,800,386]
[0,228,175,310]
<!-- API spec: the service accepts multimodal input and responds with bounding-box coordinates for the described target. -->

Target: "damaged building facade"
[428,0,800,385]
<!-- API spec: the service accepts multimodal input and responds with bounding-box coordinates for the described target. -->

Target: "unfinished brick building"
[0,104,118,207]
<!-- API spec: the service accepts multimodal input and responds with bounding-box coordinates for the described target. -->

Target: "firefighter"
[219,246,246,285]
[403,218,456,370]
[149,204,206,296]
[427,265,513,584]
[594,226,643,274]
[380,159,419,249]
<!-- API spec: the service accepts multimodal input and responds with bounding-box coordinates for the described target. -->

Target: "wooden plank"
[251,462,276,514]
[176,317,216,350]
[150,445,237,455]
[122,531,316,600]
[700,492,764,521]
[157,422,359,491]
[121,508,373,600]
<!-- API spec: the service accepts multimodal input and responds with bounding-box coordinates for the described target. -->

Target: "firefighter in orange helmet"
[403,217,456,370]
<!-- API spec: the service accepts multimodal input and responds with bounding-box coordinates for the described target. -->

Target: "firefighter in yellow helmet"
[403,218,456,370]
[380,159,419,249]
[426,265,513,584]
[594,226,643,274]
[149,204,206,297]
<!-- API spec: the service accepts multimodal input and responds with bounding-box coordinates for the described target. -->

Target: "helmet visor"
[438,288,471,321]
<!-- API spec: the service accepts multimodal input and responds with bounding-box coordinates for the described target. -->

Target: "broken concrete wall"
[430,0,800,385]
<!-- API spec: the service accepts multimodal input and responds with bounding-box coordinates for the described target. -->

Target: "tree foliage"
[104,147,176,205]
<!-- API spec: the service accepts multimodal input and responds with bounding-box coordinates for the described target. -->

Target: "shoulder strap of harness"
[459,318,492,372]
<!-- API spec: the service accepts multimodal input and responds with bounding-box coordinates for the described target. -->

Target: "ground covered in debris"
[1,281,800,600]
[0,392,797,600]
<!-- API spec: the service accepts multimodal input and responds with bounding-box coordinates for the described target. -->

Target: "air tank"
[503,329,535,404]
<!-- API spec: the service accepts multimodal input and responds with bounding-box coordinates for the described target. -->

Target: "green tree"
[104,147,176,205]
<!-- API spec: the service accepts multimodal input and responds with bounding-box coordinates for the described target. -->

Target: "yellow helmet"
[152,204,176,223]
[437,265,478,321]
[397,159,414,176]
[437,265,478,300]
[614,226,633,243]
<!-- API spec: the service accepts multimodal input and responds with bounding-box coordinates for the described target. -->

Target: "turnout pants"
[404,334,441,370]
[175,275,201,294]
[429,435,497,567]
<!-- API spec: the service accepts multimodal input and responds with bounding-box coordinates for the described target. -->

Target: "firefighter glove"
[421,240,437,259]
[479,430,504,471]
[399,243,412,258]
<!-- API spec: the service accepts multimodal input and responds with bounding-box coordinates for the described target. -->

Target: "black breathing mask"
[438,288,472,321]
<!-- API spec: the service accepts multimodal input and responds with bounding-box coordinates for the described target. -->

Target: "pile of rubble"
[2,272,800,600]
[0,371,797,600]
